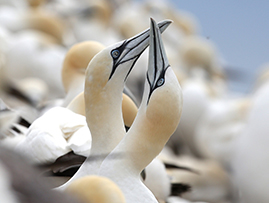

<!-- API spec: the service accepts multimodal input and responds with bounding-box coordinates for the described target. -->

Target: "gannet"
[194,98,250,167]
[232,80,269,203]
[0,146,81,203]
[163,154,231,203]
[98,18,182,203]
[65,175,126,203]
[167,36,226,157]
[61,41,105,107]
[143,157,171,202]
[58,19,172,190]
[4,30,66,102]
[70,0,120,45]
[15,104,91,164]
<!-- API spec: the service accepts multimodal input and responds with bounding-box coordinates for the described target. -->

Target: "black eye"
[157,78,164,87]
[111,49,120,59]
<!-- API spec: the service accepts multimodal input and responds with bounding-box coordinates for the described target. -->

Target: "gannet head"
[140,18,183,145]
[62,41,105,92]
[85,19,172,94]
[65,175,126,203]
[119,18,183,170]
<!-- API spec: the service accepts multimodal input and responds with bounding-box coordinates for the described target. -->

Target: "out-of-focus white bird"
[195,98,250,167]
[168,35,227,157]
[143,158,171,202]
[0,146,81,203]
[69,0,120,45]
[15,105,91,164]
[232,80,269,203]
[160,152,231,203]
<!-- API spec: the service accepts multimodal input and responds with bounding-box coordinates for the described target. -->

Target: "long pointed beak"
[147,18,170,103]
[109,19,172,80]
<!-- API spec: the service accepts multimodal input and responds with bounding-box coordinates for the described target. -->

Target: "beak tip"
[150,17,156,26]
[150,18,173,32]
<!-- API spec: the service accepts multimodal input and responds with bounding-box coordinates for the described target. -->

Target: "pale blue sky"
[170,1,269,92]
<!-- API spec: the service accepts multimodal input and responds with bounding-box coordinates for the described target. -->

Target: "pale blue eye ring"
[111,50,120,59]
[157,78,164,86]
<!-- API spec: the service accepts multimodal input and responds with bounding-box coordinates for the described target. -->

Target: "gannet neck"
[61,41,105,106]
[84,51,126,156]
[66,91,137,126]
[66,92,85,116]
[116,68,182,171]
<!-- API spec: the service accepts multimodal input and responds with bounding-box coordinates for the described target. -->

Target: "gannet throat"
[108,19,172,81]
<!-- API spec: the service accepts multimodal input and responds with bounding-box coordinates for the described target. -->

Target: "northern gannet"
[61,41,105,107]
[194,98,250,167]
[58,19,172,190]
[4,30,66,101]
[232,79,269,203]
[0,146,81,203]
[70,0,120,45]
[167,35,226,157]
[143,157,171,202]
[98,18,182,203]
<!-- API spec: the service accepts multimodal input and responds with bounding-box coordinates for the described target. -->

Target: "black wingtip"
[171,183,192,196]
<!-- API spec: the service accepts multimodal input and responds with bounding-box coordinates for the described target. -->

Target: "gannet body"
[168,35,226,157]
[98,18,182,203]
[58,19,172,190]
[15,106,90,164]
[195,98,250,167]
[3,29,66,101]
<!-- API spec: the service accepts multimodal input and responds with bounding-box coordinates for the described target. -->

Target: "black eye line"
[147,20,157,104]
[124,53,140,82]
[111,40,127,59]
[146,67,162,104]
[146,65,169,104]
[108,30,149,81]
[116,34,148,66]
[109,40,127,80]
[146,21,170,104]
